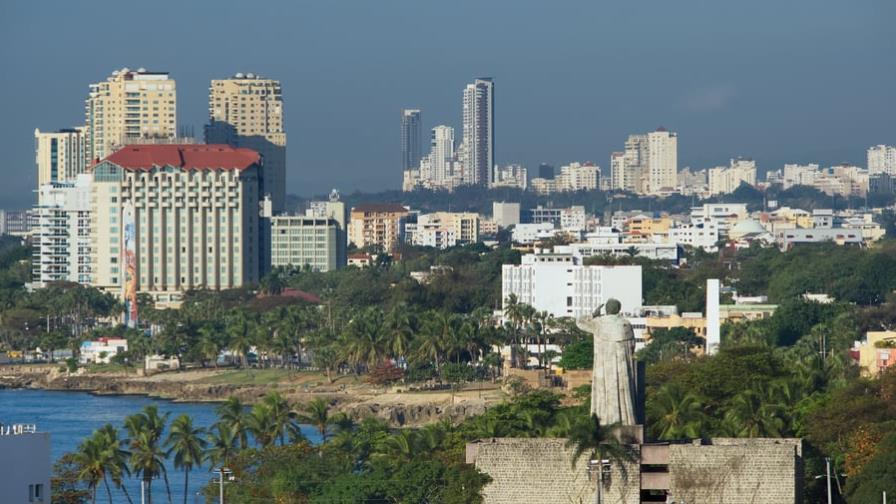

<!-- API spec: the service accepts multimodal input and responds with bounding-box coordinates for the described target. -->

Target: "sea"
[0,388,322,503]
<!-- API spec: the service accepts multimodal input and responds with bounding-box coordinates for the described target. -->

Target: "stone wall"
[668,438,802,504]
[469,438,640,504]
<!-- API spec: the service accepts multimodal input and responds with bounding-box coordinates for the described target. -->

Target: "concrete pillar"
[706,278,720,355]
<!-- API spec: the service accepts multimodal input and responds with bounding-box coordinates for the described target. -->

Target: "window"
[566,296,573,307]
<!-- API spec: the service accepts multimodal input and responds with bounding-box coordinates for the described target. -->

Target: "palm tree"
[74,435,105,503]
[341,307,387,370]
[195,326,220,368]
[384,305,414,359]
[646,383,706,440]
[722,387,785,437]
[165,415,207,504]
[261,391,294,445]
[225,311,252,368]
[296,398,332,446]
[371,430,418,468]
[245,402,278,449]
[206,423,238,470]
[415,311,454,372]
[313,345,340,384]
[96,424,134,504]
[124,406,171,504]
[216,397,249,450]
[566,414,636,504]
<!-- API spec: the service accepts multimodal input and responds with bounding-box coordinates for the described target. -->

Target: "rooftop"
[352,203,408,214]
[102,144,261,171]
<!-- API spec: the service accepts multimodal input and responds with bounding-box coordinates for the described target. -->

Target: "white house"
[79,338,128,364]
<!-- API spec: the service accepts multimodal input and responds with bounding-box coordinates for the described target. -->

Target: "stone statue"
[576,298,637,426]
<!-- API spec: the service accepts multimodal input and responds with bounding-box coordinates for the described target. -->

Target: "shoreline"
[0,364,502,427]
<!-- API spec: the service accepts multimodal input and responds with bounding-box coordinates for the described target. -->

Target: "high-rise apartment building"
[206,73,287,212]
[31,174,93,286]
[462,78,495,186]
[401,109,423,172]
[615,129,677,194]
[707,158,757,195]
[85,68,177,163]
[34,128,87,186]
[647,128,678,193]
[427,125,457,184]
[90,145,261,305]
[868,145,896,175]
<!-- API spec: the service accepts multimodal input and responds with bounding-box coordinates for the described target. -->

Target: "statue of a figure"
[576,298,637,426]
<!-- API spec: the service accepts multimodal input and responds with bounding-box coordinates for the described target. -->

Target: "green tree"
[216,397,249,450]
[165,415,207,504]
[646,383,706,440]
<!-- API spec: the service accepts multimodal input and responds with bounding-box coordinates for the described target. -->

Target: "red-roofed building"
[90,144,262,307]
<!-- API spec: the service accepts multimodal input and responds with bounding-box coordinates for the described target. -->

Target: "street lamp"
[586,458,610,504]
[212,467,234,504]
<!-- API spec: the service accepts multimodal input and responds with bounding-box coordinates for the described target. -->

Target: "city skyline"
[2,0,895,209]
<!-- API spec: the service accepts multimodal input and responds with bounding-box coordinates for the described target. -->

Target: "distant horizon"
[2,0,894,209]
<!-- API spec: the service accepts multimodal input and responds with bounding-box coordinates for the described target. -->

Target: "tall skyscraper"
[34,127,87,186]
[647,128,678,192]
[206,73,287,212]
[462,78,495,186]
[85,68,177,164]
[400,109,422,172]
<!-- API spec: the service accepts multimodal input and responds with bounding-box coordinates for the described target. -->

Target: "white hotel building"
[31,174,93,286]
[502,252,642,319]
[90,144,261,304]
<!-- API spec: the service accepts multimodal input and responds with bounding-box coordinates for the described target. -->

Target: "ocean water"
[0,389,322,503]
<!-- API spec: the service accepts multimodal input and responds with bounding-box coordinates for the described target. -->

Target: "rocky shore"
[0,364,497,427]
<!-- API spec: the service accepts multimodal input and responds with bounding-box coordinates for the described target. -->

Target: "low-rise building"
[0,423,51,503]
[271,215,341,272]
[852,331,896,377]
[511,222,560,244]
[492,202,521,228]
[80,337,128,364]
[410,212,479,249]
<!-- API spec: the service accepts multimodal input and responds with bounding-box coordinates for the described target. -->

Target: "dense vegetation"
[3,227,896,501]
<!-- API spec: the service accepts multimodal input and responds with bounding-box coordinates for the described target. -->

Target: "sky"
[1,0,894,209]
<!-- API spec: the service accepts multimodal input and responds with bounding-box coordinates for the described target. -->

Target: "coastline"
[0,364,500,427]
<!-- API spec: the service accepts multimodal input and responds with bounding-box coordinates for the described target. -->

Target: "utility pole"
[215,467,232,504]
[825,457,833,504]
[141,481,145,504]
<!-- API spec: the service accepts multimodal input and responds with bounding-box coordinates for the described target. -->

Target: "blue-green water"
[0,389,321,503]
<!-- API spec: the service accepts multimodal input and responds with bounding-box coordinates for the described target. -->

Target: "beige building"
[206,73,287,212]
[411,212,480,248]
[853,331,896,377]
[707,158,757,195]
[90,144,261,305]
[34,127,88,185]
[348,203,409,252]
[85,68,177,163]
[647,128,678,193]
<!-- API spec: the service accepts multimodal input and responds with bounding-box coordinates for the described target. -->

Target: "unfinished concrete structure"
[467,437,803,504]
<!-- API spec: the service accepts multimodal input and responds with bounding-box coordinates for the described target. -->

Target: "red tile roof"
[103,144,261,171]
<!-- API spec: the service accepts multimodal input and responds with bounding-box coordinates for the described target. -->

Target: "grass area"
[84,363,137,374]
[195,368,360,386]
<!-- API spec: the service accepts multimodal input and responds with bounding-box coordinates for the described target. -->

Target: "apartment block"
[90,144,261,305]
[85,68,176,163]
[206,73,286,212]
[410,212,479,249]
[34,127,87,186]
[348,203,409,252]
[31,175,93,286]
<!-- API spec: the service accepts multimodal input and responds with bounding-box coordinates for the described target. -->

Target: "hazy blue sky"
[1,0,894,208]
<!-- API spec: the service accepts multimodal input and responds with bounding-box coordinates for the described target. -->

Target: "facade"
[647,128,678,193]
[468,437,803,504]
[31,175,93,286]
[85,68,177,164]
[492,202,520,228]
[852,331,896,377]
[778,227,863,250]
[271,215,340,272]
[502,252,642,319]
[707,158,757,195]
[0,424,51,504]
[205,73,287,212]
[867,144,896,175]
[348,203,409,252]
[462,78,495,186]
[782,163,820,188]
[80,337,128,364]
[0,209,35,237]
[400,109,422,172]
[411,212,479,249]
[492,164,528,189]
[34,128,87,186]
[90,144,262,305]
